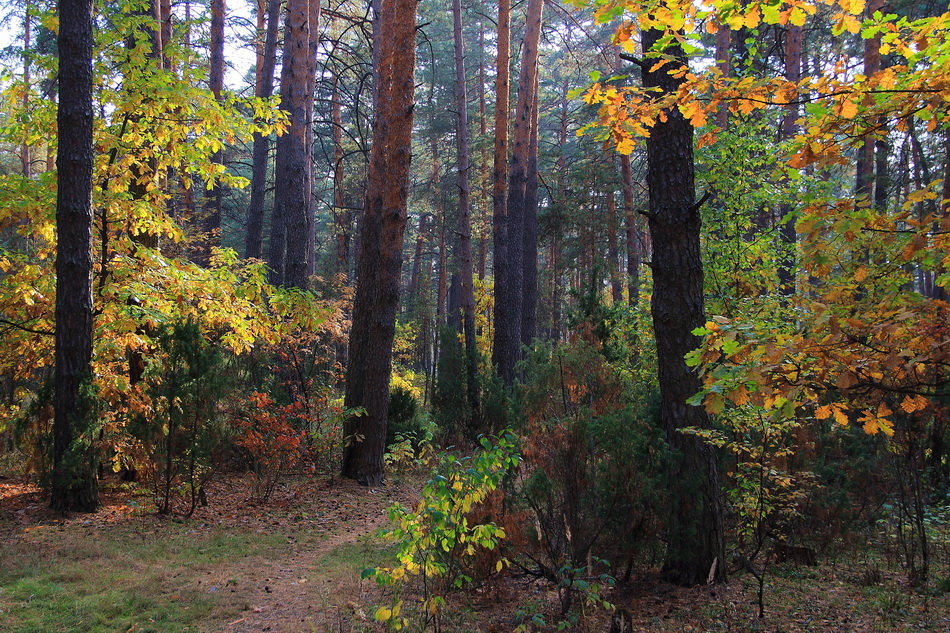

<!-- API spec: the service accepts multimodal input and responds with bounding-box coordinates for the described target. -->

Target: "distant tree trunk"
[490,0,511,379]
[341,0,417,485]
[51,0,99,513]
[303,0,321,278]
[407,213,428,309]
[331,74,350,274]
[476,19,489,281]
[21,6,32,178]
[777,23,802,296]
[495,0,541,384]
[642,27,725,586]
[452,0,480,418]
[855,0,884,201]
[606,191,623,305]
[619,154,641,305]
[521,72,540,346]
[714,21,730,130]
[245,0,281,260]
[270,0,312,288]
[199,0,226,264]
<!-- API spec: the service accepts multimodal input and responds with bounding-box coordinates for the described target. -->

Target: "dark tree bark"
[245,0,282,260]
[269,0,312,288]
[51,0,99,513]
[641,27,725,586]
[199,0,226,264]
[452,0,480,418]
[341,0,417,485]
[494,0,541,384]
[490,0,511,378]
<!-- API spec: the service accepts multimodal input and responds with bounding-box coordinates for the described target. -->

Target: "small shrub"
[132,320,229,516]
[230,391,308,503]
[368,431,520,630]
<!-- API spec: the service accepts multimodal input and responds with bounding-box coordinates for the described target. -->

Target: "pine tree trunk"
[270,0,312,288]
[21,6,31,178]
[490,0,511,380]
[200,0,226,264]
[245,0,281,260]
[521,72,540,346]
[52,0,99,513]
[619,154,641,306]
[452,0,480,418]
[642,27,724,586]
[495,0,541,384]
[342,0,417,485]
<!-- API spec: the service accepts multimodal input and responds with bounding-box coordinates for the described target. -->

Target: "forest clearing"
[1,0,949,630]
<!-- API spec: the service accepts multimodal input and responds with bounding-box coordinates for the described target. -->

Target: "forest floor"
[1,471,947,633]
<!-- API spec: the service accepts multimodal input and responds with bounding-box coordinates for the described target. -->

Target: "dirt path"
[214,480,413,633]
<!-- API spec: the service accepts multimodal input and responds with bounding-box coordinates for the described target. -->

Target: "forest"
[0,0,948,631]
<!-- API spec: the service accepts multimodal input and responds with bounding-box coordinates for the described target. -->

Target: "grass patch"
[316,537,395,576]
[0,524,286,633]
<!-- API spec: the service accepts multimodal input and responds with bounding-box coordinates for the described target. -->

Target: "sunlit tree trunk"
[490,0,511,380]
[342,0,418,485]
[51,0,99,513]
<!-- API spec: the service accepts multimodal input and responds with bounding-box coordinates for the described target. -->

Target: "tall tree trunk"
[476,19,489,281]
[303,0,321,278]
[200,0,226,264]
[51,0,99,513]
[270,0,312,288]
[619,154,641,306]
[490,0,511,380]
[341,0,417,485]
[777,23,802,296]
[521,72,540,346]
[495,0,541,384]
[245,0,282,260]
[452,0,480,418]
[642,27,724,586]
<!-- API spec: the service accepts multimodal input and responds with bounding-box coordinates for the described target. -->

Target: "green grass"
[0,525,287,633]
